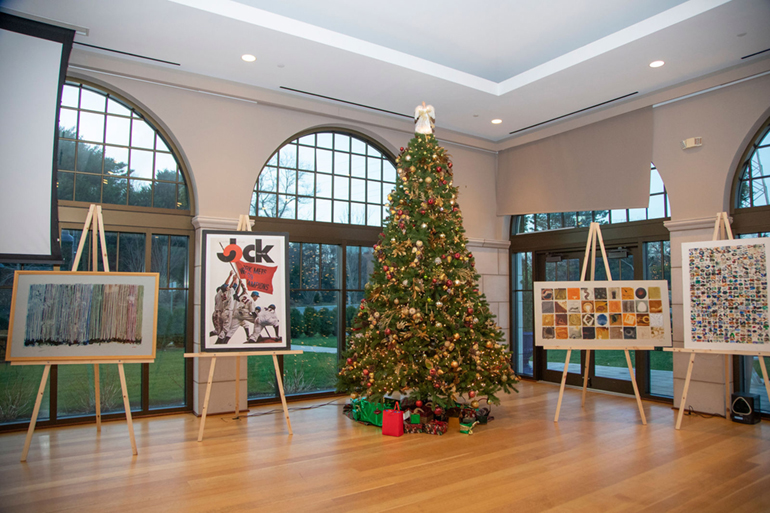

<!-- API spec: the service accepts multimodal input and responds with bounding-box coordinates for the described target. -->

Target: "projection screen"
[0,13,74,263]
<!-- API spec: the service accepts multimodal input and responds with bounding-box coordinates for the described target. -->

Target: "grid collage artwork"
[683,237,770,352]
[534,280,672,348]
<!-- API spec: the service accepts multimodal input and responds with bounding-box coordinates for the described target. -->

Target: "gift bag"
[382,402,404,437]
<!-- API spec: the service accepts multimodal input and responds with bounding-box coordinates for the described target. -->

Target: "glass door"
[536,246,641,394]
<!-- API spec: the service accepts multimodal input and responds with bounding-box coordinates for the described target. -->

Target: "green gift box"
[410,413,420,424]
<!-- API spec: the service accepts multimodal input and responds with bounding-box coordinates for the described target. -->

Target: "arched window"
[0,79,194,430]
[734,120,769,209]
[731,115,770,414]
[509,162,672,402]
[251,131,396,226]
[56,81,190,210]
[246,130,395,402]
[514,164,669,234]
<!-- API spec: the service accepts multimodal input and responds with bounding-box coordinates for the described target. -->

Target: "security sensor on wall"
[681,137,702,150]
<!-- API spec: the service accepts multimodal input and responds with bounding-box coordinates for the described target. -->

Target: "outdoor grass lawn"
[546,349,674,371]
[0,348,185,424]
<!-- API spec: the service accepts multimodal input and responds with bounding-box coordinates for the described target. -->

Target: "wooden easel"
[553,222,647,425]
[185,215,304,441]
[671,212,770,430]
[16,204,149,462]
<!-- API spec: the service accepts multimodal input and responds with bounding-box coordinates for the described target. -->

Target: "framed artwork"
[534,280,672,348]
[6,271,159,362]
[201,231,290,352]
[682,237,770,352]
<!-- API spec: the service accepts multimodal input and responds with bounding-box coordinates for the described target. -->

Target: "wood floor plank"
[0,381,768,512]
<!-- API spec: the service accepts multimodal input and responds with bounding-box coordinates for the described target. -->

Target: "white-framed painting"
[534,280,672,348]
[682,237,770,353]
[201,231,290,352]
[6,271,159,362]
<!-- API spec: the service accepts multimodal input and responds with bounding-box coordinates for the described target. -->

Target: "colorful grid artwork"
[534,280,672,348]
[682,238,770,352]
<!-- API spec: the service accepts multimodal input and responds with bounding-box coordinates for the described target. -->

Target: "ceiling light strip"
[68,65,258,104]
[74,42,180,66]
[742,48,770,60]
[280,86,411,118]
[509,92,638,135]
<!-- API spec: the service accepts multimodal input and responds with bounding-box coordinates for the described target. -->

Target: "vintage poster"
[534,280,672,348]
[682,237,770,353]
[6,271,159,362]
[201,231,290,352]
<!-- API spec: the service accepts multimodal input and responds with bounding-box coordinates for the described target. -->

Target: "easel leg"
[554,349,571,422]
[21,364,51,462]
[676,352,696,430]
[94,364,101,432]
[758,356,770,415]
[234,356,241,419]
[582,350,591,407]
[624,350,647,425]
[117,363,137,456]
[272,355,293,435]
[724,354,731,417]
[198,356,217,442]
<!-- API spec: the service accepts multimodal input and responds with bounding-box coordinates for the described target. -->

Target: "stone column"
[665,216,732,414]
[467,238,511,346]
[191,215,249,416]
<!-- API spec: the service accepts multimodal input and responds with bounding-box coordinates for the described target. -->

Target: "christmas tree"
[337,104,518,409]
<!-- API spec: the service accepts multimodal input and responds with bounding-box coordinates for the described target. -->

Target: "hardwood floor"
[1,381,769,513]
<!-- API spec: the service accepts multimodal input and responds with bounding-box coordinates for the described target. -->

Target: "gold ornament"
[409,308,416,315]
[394,299,399,305]
[471,400,479,408]
[451,361,459,368]
[416,240,423,247]
[453,333,460,340]
[405,155,411,161]
[410,166,416,172]
[425,177,432,184]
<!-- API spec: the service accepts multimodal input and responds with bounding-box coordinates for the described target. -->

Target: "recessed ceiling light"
[649,60,665,68]
[241,54,256,62]
[491,119,502,124]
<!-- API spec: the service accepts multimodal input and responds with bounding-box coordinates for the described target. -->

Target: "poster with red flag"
[201,231,290,352]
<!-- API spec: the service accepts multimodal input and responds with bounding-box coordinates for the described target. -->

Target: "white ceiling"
[3,0,770,142]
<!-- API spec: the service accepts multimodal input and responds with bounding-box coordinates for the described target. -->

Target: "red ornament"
[346,358,352,365]
[428,198,435,205]
[434,407,443,415]
[448,162,453,168]
[432,278,437,284]
[437,166,442,173]
[420,210,426,214]
[467,307,473,314]
[383,265,389,272]
[429,368,437,376]
[468,253,473,259]
[433,382,440,388]
[400,147,404,152]
[442,180,447,185]
[363,369,369,376]
[385,328,392,335]
[453,207,458,212]
[415,400,423,408]
[367,382,372,387]
[397,209,403,215]
[386,274,392,280]
[446,280,453,287]
[454,252,461,259]
[469,391,476,398]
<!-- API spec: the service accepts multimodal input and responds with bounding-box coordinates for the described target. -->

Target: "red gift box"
[382,402,404,437]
